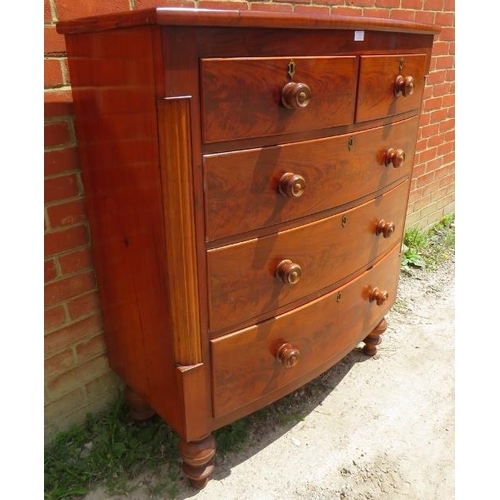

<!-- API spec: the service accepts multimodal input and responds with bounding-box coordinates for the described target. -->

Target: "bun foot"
[179,434,216,489]
[124,385,155,421]
[363,318,387,356]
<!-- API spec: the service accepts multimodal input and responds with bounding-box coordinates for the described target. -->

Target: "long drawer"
[200,56,357,143]
[204,117,418,242]
[207,180,408,333]
[210,244,401,418]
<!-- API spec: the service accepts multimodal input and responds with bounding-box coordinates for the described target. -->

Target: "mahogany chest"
[57,8,439,488]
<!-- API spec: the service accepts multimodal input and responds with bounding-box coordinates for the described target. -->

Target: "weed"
[401,214,455,272]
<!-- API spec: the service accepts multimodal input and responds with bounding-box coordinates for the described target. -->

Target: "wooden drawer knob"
[281,82,311,109]
[278,173,306,198]
[276,259,302,285]
[394,75,415,97]
[385,148,406,168]
[369,287,389,306]
[276,343,300,368]
[376,219,395,238]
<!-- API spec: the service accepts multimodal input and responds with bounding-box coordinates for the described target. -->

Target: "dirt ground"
[85,255,455,500]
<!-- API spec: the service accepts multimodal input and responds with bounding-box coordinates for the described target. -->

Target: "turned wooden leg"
[179,434,216,489]
[363,318,387,356]
[124,385,155,421]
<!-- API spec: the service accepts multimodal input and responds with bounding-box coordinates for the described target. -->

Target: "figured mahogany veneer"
[57,7,439,489]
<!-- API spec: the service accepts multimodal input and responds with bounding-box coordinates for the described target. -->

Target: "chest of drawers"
[57,8,439,488]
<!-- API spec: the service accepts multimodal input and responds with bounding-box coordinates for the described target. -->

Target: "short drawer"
[207,180,408,333]
[210,244,401,418]
[356,54,427,123]
[204,117,418,242]
[200,56,357,143]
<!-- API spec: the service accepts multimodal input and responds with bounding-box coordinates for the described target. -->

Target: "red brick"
[67,291,101,321]
[44,173,79,203]
[44,270,95,308]
[325,6,362,16]
[423,96,443,112]
[135,0,195,8]
[444,0,454,9]
[44,147,80,176]
[45,314,102,355]
[45,349,75,376]
[45,26,66,55]
[85,372,121,400]
[44,120,71,147]
[45,225,88,257]
[198,0,249,8]
[294,5,331,14]
[420,122,439,140]
[418,146,438,164]
[439,27,455,41]
[361,9,390,19]
[45,258,57,283]
[429,108,448,125]
[414,11,435,25]
[424,0,444,9]
[435,11,454,28]
[346,0,374,6]
[45,305,66,331]
[56,0,131,21]
[76,334,107,364]
[444,129,454,143]
[45,58,64,88]
[58,247,94,275]
[431,41,451,57]
[426,156,444,172]
[45,0,52,22]
[249,2,294,12]
[44,90,74,110]
[390,10,416,22]
[427,69,446,85]
[435,55,454,70]
[46,199,87,229]
[48,356,111,399]
[374,0,399,6]
[401,0,423,8]
[427,131,444,148]
[445,68,454,82]
[432,82,451,97]
[439,118,454,133]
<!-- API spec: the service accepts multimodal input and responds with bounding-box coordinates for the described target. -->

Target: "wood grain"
[204,116,419,241]
[207,180,409,333]
[157,97,202,366]
[210,244,401,418]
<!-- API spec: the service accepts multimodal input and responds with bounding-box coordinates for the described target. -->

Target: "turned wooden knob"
[394,75,415,97]
[278,173,306,198]
[276,343,300,368]
[276,259,302,285]
[281,82,311,109]
[385,148,405,168]
[376,219,395,238]
[369,287,389,306]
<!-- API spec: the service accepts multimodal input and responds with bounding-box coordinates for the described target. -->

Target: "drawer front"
[200,56,357,143]
[207,180,408,333]
[210,244,401,418]
[356,54,427,123]
[204,117,418,242]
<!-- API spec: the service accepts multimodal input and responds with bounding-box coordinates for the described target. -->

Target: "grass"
[45,214,455,500]
[44,394,252,500]
[401,213,455,272]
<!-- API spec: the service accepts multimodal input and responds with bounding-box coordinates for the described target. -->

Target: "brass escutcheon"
[399,57,405,73]
[336,292,343,302]
[341,215,348,227]
[287,59,296,80]
[348,136,355,151]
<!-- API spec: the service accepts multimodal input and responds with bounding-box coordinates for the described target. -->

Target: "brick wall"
[44,0,455,443]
